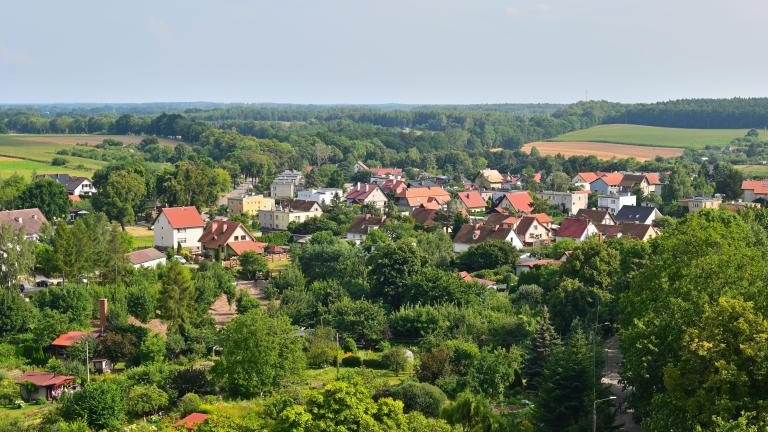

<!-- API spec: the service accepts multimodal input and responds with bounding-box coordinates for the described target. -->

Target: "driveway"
[602,335,640,432]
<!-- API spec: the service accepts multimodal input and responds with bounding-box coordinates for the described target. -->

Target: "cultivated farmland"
[522,141,684,161]
[551,124,755,149]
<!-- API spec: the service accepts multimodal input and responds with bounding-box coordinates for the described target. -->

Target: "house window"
[178,238,187,244]
[177,228,187,233]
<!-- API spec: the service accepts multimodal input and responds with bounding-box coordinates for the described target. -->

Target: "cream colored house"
[228,194,275,216]
[153,207,206,252]
[258,200,323,231]
[538,190,589,215]
[678,196,722,213]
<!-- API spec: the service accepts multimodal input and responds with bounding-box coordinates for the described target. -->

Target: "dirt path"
[208,280,269,326]
[602,335,640,432]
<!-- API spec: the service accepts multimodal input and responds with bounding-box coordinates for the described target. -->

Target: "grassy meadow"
[0,134,176,179]
[736,164,768,177]
[551,124,756,149]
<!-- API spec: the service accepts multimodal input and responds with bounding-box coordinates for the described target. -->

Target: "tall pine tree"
[159,260,196,334]
[525,307,561,389]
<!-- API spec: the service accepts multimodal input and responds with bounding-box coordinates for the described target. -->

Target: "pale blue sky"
[1,0,766,104]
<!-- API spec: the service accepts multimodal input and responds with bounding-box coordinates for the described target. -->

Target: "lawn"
[736,164,768,178]
[551,124,755,149]
[0,402,51,428]
[125,225,155,250]
[0,157,95,179]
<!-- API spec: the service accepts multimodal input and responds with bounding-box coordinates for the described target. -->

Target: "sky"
[1,0,767,104]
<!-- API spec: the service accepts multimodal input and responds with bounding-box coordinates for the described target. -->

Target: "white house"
[153,206,206,252]
[37,174,97,196]
[538,190,589,215]
[258,200,323,231]
[125,248,167,269]
[589,172,623,195]
[614,205,663,224]
[297,188,344,205]
[270,170,305,199]
[452,223,524,253]
[597,193,637,215]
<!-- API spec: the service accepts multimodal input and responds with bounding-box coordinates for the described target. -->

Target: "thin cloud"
[535,3,553,13]
[146,16,171,40]
[0,42,32,66]
[505,6,521,16]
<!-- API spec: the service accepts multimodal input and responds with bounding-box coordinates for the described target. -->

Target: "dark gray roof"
[614,205,659,223]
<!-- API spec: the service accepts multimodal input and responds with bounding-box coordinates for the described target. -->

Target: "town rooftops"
[50,331,93,348]
[596,172,624,186]
[619,174,648,188]
[575,208,615,225]
[346,183,382,202]
[36,174,91,194]
[477,169,504,184]
[575,172,603,183]
[457,191,486,209]
[199,220,249,249]
[742,180,768,195]
[396,186,451,199]
[483,212,519,227]
[125,248,166,266]
[556,218,593,239]
[285,199,322,212]
[0,208,47,235]
[159,207,205,229]
[645,173,662,185]
[458,271,497,286]
[531,213,553,225]
[227,240,268,256]
[453,223,517,245]
[369,167,402,176]
[347,214,387,235]
[614,205,659,223]
[411,207,439,226]
[515,215,547,236]
[499,191,534,214]
[16,372,74,387]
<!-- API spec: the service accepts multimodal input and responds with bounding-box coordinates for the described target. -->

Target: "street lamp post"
[593,396,616,432]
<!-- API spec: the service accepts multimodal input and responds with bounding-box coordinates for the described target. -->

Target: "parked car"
[35,279,51,288]
[173,255,188,264]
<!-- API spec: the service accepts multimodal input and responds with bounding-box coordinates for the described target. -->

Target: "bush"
[341,355,362,368]
[362,357,386,370]
[306,327,339,368]
[59,381,125,431]
[381,348,411,375]
[51,157,68,166]
[178,393,202,416]
[378,381,447,417]
[35,397,46,405]
[342,337,358,354]
[171,368,216,396]
[126,384,169,417]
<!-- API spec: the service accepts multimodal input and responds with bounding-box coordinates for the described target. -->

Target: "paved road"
[602,335,640,432]
[217,179,256,207]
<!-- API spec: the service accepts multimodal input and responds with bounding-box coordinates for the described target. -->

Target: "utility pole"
[85,340,90,384]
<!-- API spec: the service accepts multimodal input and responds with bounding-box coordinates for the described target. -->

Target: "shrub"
[362,357,386,370]
[59,381,126,431]
[341,337,358,354]
[378,381,447,417]
[35,397,46,405]
[171,368,216,396]
[126,384,169,417]
[341,355,362,368]
[51,157,68,166]
[381,348,411,375]
[178,393,202,416]
[306,327,339,368]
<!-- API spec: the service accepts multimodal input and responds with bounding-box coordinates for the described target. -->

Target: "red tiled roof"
[406,196,444,209]
[347,214,387,235]
[517,258,563,269]
[227,241,267,256]
[595,172,623,186]
[16,372,74,387]
[556,218,592,239]
[576,172,602,183]
[380,179,408,195]
[458,271,496,286]
[533,172,542,183]
[199,220,253,249]
[50,331,91,348]
[457,191,486,210]
[346,183,382,202]
[645,173,662,185]
[742,180,768,195]
[411,207,438,226]
[160,207,204,229]
[396,186,451,199]
[515,216,548,236]
[499,191,534,214]
[175,413,209,429]
[531,213,553,224]
[369,167,402,176]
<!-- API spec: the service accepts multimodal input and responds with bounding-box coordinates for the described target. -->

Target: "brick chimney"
[98,298,108,335]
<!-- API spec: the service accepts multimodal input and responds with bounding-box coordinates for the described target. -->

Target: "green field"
[736,164,768,177]
[552,124,757,149]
